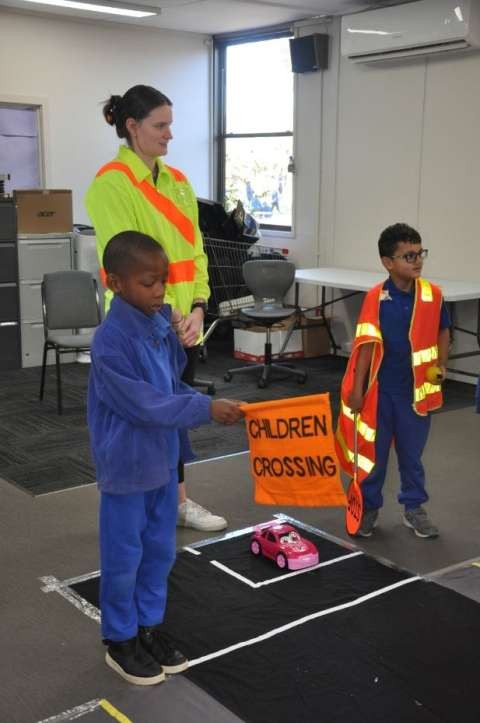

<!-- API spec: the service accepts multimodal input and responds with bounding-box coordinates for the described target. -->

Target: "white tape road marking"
[189,576,421,667]
[210,551,364,588]
[37,699,101,722]
[183,546,202,555]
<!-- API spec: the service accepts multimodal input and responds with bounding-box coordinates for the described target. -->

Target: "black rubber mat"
[68,527,480,722]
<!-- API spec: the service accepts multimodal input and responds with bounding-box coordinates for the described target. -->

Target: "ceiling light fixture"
[20,0,158,17]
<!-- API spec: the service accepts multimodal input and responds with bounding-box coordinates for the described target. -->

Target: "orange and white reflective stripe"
[356,322,382,340]
[412,345,438,367]
[165,164,187,182]
[99,259,195,288]
[414,381,441,403]
[168,259,195,284]
[336,429,374,475]
[419,278,433,302]
[340,402,376,442]
[96,162,195,246]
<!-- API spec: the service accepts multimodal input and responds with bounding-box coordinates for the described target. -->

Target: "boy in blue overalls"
[340,223,450,538]
[88,230,244,685]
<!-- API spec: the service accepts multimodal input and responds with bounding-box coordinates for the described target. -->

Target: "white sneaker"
[177,498,227,531]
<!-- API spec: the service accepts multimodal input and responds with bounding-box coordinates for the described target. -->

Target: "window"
[0,105,42,193]
[215,33,294,232]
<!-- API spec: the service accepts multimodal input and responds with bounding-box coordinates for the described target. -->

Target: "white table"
[294,267,480,375]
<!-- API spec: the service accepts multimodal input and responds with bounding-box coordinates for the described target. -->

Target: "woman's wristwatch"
[191,301,208,314]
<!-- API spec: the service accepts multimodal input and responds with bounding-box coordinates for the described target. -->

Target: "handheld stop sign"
[345,412,363,535]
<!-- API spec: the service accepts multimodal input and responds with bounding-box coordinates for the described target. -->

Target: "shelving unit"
[0,197,21,370]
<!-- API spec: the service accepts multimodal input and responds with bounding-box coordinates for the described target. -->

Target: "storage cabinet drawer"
[18,238,71,280]
[19,281,42,322]
[0,201,16,241]
[0,285,19,323]
[0,323,21,370]
[0,244,17,283]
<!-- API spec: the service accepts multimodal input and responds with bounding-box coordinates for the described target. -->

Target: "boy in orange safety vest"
[336,223,450,538]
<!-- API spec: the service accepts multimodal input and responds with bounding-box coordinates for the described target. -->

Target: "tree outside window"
[217,35,294,231]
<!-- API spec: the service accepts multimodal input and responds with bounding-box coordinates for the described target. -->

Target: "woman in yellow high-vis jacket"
[85,84,227,533]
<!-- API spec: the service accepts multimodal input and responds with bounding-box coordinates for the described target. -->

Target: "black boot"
[138,625,189,674]
[104,635,165,685]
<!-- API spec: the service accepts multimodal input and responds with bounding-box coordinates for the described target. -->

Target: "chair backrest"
[242,260,295,308]
[42,270,101,331]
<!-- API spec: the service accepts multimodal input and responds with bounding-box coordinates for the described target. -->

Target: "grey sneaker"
[177,498,227,532]
[355,509,379,538]
[403,507,439,538]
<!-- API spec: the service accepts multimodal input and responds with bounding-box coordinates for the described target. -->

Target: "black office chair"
[39,270,102,414]
[224,260,307,389]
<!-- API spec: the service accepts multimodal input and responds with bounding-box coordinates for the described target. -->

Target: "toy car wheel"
[250,540,261,556]
[276,553,288,570]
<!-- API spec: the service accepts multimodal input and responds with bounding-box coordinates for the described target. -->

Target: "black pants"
[178,345,200,485]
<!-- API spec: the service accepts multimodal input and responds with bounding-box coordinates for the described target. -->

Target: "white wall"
[1,8,479,379]
[0,10,211,222]
[287,17,480,380]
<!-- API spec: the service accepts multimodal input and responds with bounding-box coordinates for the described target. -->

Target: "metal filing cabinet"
[0,198,21,370]
[17,233,73,367]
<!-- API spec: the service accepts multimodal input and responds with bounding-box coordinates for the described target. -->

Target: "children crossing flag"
[241,393,347,507]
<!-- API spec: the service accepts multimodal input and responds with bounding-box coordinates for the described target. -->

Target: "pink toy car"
[250,522,319,570]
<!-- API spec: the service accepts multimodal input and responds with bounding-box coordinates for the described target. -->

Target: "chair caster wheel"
[224,372,232,382]
[258,378,267,389]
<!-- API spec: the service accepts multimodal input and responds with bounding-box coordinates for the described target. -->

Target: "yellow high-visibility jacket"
[85,145,210,316]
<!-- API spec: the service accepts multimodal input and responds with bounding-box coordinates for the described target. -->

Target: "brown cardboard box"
[300,313,331,358]
[14,190,73,234]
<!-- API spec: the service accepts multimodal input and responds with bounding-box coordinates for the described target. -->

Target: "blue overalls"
[88,296,212,641]
[99,476,179,641]
[361,277,450,512]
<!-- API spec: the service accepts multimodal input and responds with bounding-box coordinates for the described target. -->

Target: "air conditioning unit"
[341,0,480,63]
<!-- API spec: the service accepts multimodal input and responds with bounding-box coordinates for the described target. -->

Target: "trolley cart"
[202,237,288,346]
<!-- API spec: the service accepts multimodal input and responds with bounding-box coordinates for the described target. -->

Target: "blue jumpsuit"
[361,278,450,512]
[88,296,212,641]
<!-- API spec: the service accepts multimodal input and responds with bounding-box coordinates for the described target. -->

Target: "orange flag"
[241,393,347,507]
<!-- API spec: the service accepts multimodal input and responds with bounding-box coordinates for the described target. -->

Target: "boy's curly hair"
[378,223,422,258]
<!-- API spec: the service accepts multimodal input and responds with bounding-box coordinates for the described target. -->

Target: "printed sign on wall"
[242,394,346,507]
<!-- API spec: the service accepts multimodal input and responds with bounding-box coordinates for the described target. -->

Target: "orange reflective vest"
[85,145,210,317]
[335,278,443,482]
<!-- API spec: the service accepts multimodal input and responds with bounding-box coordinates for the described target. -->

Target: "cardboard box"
[234,323,304,362]
[300,313,331,358]
[15,190,73,234]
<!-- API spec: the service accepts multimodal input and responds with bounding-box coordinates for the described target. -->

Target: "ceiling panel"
[0,0,417,34]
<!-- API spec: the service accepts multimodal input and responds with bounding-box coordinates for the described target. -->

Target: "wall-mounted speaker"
[289,34,329,73]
